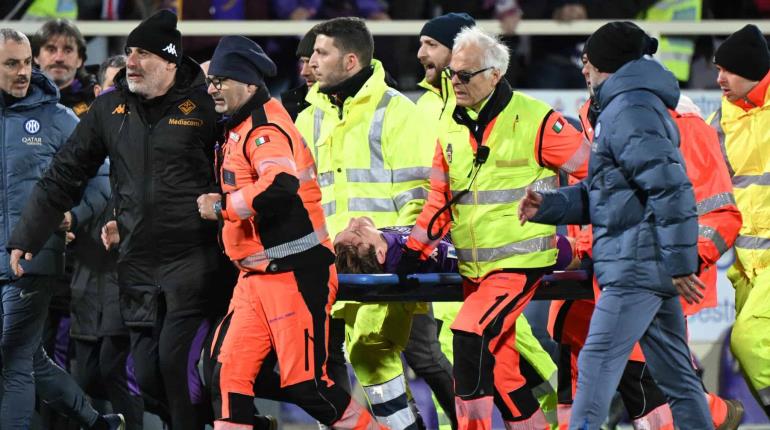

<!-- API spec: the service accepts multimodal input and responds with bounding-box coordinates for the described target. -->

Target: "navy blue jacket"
[532,58,698,291]
[69,160,125,339]
[0,70,79,280]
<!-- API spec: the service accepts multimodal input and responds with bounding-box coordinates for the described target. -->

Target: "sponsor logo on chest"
[168,117,203,127]
[22,119,43,145]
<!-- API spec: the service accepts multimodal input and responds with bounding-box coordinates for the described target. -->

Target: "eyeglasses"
[205,76,228,90]
[445,67,492,84]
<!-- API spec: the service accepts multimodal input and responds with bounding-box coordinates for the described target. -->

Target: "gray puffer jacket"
[532,58,698,291]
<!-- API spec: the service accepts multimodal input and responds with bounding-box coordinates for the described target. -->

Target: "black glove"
[395,247,423,287]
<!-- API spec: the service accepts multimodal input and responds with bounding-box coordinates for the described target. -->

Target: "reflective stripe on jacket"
[407,79,587,279]
[296,60,434,238]
[640,0,701,82]
[220,89,332,272]
[708,71,770,275]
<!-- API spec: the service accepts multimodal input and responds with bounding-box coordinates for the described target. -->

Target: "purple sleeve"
[271,0,321,18]
[355,0,386,17]
[418,240,458,273]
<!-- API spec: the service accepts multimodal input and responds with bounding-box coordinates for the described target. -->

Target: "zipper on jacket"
[1,110,9,272]
[304,328,311,371]
[143,121,160,285]
[468,136,480,277]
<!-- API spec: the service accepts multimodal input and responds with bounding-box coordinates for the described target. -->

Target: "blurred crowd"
[3,0,770,93]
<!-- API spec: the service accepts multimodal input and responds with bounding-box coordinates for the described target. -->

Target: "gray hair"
[0,28,28,45]
[453,26,509,77]
[98,54,126,86]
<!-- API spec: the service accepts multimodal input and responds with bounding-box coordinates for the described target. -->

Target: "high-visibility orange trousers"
[211,264,381,430]
[451,271,549,430]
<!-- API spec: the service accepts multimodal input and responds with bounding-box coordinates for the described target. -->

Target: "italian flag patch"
[552,118,564,133]
[255,135,270,146]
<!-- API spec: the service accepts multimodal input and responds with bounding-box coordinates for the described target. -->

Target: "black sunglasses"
[445,67,492,84]
[205,76,228,90]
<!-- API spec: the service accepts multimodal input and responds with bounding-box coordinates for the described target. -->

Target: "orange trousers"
[451,270,549,430]
[211,264,380,430]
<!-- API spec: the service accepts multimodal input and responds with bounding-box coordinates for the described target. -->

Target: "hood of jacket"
[595,57,680,112]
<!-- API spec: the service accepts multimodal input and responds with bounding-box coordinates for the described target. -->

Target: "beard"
[5,78,30,98]
[45,65,75,88]
[126,79,146,97]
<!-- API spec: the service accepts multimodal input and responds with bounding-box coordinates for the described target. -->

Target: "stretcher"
[337,270,593,302]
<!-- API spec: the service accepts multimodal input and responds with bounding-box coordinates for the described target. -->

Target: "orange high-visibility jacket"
[219,92,332,273]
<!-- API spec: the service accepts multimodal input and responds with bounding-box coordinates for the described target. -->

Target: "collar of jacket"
[733,69,770,112]
[418,72,456,122]
[586,96,601,127]
[452,78,514,143]
[319,63,374,108]
[0,69,59,110]
[281,82,308,106]
[305,59,390,118]
[417,77,439,96]
[225,85,272,130]
[60,74,96,105]
[113,56,206,104]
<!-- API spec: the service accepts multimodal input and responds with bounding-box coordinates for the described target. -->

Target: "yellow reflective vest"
[708,82,770,274]
[296,60,435,237]
[440,89,557,278]
[640,0,701,82]
[24,0,77,19]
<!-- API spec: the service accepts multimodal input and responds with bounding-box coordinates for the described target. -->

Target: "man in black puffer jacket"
[9,11,235,430]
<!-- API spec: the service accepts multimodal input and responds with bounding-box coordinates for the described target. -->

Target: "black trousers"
[121,250,235,429]
[404,308,457,429]
[73,336,144,430]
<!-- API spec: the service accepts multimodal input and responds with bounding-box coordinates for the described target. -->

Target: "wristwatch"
[213,200,223,220]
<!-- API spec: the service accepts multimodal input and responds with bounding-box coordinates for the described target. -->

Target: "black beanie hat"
[209,36,277,86]
[126,9,182,64]
[296,29,318,58]
[584,21,658,73]
[420,12,475,49]
[714,24,770,81]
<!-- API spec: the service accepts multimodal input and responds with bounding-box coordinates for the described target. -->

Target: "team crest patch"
[73,102,89,117]
[112,104,126,115]
[24,119,40,134]
[178,99,197,115]
[255,135,270,146]
[552,118,564,133]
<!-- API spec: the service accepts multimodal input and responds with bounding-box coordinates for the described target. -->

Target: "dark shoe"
[717,399,744,430]
[95,414,125,430]
[254,414,278,430]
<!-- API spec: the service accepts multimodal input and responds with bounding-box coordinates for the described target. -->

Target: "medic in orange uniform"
[197,36,382,430]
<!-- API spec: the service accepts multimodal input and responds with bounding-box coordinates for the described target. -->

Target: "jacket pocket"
[119,284,160,328]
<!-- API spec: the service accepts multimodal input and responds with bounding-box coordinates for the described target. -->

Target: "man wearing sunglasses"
[399,26,589,429]
[9,10,236,429]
